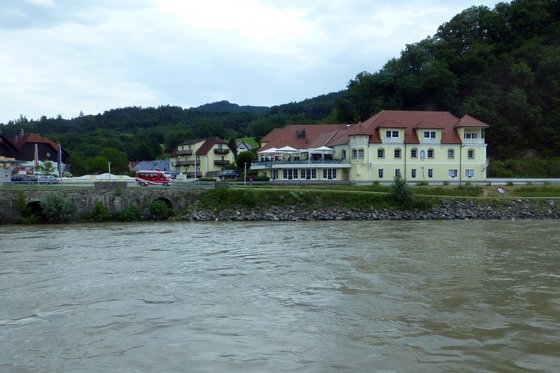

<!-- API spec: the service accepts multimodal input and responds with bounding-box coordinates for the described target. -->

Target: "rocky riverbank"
[180,199,560,221]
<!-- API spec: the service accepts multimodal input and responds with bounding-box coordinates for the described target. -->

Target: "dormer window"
[424,131,436,139]
[386,130,399,138]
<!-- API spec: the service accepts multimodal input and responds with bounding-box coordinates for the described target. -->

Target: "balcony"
[174,160,199,167]
[186,171,202,178]
[214,160,230,166]
[176,149,193,155]
[252,158,352,170]
[463,138,485,144]
[214,148,230,155]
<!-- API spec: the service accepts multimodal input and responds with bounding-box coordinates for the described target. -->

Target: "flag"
[57,142,62,177]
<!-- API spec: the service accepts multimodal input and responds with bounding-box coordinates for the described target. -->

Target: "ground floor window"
[394,169,401,178]
[283,169,299,179]
[411,169,416,178]
[323,169,337,179]
[301,169,317,179]
[378,169,384,178]
[448,169,458,178]
[428,169,434,178]
[465,168,474,178]
[272,170,278,179]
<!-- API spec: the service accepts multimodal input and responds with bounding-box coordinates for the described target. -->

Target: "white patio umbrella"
[277,145,299,153]
[258,147,278,154]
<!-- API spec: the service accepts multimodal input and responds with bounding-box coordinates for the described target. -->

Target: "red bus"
[135,170,173,186]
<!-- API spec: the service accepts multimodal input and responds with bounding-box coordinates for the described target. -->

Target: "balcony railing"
[174,160,199,167]
[253,159,351,168]
[463,138,485,144]
[176,149,193,155]
[214,148,230,155]
[214,160,230,166]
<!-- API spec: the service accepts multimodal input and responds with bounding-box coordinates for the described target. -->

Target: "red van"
[135,170,172,186]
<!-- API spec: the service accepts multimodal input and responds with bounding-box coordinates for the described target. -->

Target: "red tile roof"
[259,110,489,149]
[259,124,349,151]
[196,136,227,155]
[456,115,490,128]
[14,133,61,151]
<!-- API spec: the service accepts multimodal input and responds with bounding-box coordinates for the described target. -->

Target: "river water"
[1,220,559,372]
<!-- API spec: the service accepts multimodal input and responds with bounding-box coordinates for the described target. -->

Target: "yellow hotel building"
[171,137,234,178]
[252,110,489,183]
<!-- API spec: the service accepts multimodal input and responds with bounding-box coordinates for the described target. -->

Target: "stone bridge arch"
[152,197,173,210]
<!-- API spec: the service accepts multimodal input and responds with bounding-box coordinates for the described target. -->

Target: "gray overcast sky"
[1,0,506,123]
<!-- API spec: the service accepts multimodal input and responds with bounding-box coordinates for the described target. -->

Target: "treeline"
[0,96,341,175]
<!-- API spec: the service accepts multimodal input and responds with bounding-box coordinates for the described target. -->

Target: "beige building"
[171,137,235,178]
[252,110,489,183]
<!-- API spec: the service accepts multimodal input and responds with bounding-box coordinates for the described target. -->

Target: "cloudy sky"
[1,0,506,123]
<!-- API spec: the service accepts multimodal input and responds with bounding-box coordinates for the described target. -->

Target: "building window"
[386,130,399,138]
[420,149,426,159]
[394,148,401,159]
[272,170,278,179]
[323,169,337,179]
[465,132,478,139]
[468,149,475,159]
[481,129,485,139]
[427,149,434,159]
[394,169,401,178]
[341,150,346,160]
[378,169,384,178]
[378,148,385,158]
[352,149,365,159]
[428,169,434,178]
[411,169,416,178]
[283,169,299,179]
[301,169,317,179]
[411,148,418,158]
[424,131,436,139]
[448,169,458,178]
[465,169,475,178]
[448,149,455,159]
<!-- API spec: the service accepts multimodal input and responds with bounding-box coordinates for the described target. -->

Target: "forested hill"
[338,0,560,160]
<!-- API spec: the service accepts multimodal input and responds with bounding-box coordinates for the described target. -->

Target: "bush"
[389,176,413,206]
[41,193,77,224]
[87,201,112,222]
[119,204,142,222]
[254,175,270,181]
[150,200,174,220]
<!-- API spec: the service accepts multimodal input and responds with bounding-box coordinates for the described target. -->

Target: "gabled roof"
[361,110,464,144]
[416,120,444,129]
[0,134,18,153]
[378,119,407,128]
[455,115,490,128]
[347,122,369,136]
[258,124,349,151]
[13,133,62,151]
[196,136,227,155]
[259,110,489,149]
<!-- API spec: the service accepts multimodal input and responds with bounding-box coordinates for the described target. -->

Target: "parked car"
[37,175,60,184]
[218,170,240,179]
[11,174,38,184]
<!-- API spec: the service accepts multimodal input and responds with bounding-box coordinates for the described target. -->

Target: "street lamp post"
[108,162,111,180]
[244,162,247,186]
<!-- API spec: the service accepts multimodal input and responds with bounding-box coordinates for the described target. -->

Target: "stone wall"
[0,186,202,223]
